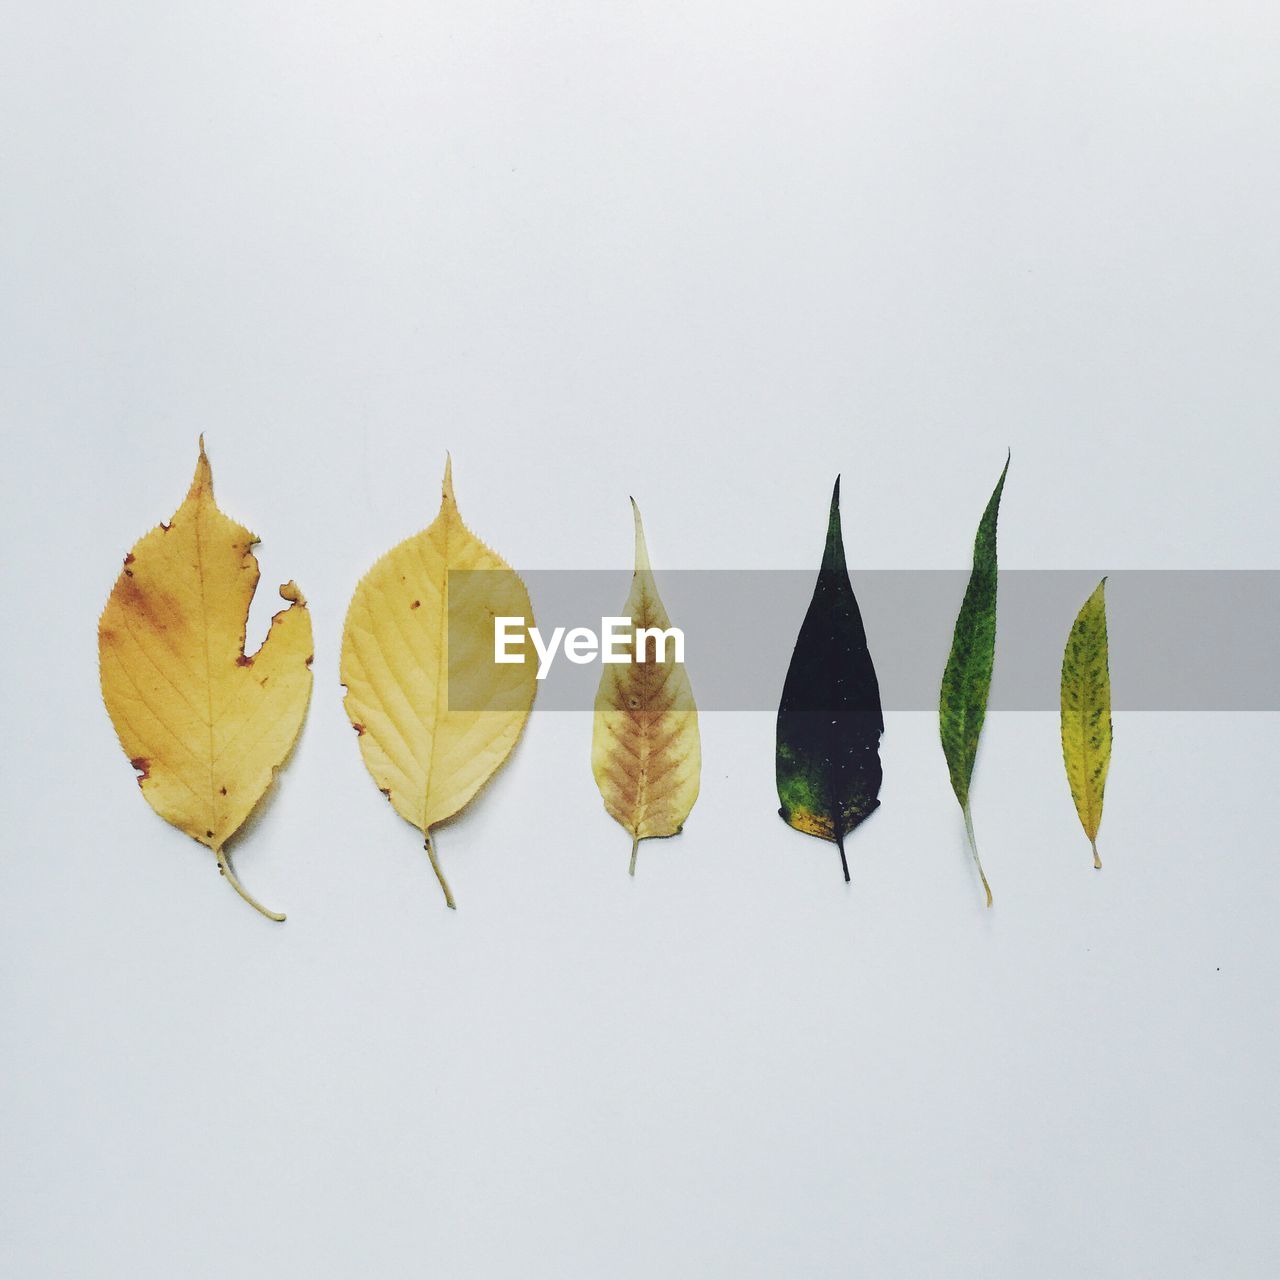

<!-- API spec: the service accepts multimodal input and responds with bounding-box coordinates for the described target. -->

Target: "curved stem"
[629,837,639,877]
[425,830,456,909]
[835,831,851,883]
[216,847,285,922]
[1091,838,1102,870]
[963,805,993,908]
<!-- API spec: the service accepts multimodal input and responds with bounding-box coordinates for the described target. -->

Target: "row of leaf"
[98,443,1111,920]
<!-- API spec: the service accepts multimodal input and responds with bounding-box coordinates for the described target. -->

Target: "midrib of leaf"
[1073,653,1099,836]
[632,582,659,834]
[193,495,216,836]
[422,508,452,833]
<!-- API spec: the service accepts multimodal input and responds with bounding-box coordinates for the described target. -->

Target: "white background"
[3,3,1279,1277]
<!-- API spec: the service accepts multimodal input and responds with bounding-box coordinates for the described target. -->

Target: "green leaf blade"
[938,453,1009,905]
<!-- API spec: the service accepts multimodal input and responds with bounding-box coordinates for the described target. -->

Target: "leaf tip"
[631,498,650,572]
[821,475,845,568]
[190,436,213,497]
[441,453,456,508]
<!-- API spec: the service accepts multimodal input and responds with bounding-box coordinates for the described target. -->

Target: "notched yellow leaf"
[339,457,536,908]
[592,500,701,876]
[98,439,314,921]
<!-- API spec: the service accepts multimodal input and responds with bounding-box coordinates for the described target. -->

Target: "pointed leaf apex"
[189,436,213,498]
[631,497,651,573]
[821,476,846,571]
[441,453,456,508]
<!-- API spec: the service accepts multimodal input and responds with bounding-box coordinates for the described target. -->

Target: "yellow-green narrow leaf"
[1060,578,1112,869]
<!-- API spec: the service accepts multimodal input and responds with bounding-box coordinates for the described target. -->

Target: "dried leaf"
[340,458,535,908]
[98,439,313,921]
[776,477,883,881]
[592,500,701,875]
[1061,577,1112,868]
[939,453,1009,907]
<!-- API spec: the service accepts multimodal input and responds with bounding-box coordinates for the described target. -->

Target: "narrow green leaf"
[939,453,1009,907]
[1060,577,1111,869]
[776,476,884,883]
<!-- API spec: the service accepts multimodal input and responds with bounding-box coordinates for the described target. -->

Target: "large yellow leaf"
[340,458,536,908]
[98,440,313,921]
[592,500,701,875]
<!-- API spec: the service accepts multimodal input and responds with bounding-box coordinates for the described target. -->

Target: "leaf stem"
[425,830,456,909]
[629,837,639,877]
[962,805,993,908]
[215,847,285,922]
[1091,838,1102,871]
[835,831,850,883]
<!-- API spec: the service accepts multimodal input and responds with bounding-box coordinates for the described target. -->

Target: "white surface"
[3,3,1279,1277]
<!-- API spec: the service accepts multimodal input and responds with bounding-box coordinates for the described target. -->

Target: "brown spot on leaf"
[410,599,421,609]
[379,787,391,799]
[114,575,175,635]
[124,553,135,566]
[130,756,150,782]
[205,829,214,838]
[305,654,313,666]
[236,654,254,667]
[219,786,227,796]
[352,722,366,735]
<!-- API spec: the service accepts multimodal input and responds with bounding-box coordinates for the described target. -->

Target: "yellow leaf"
[339,458,536,908]
[98,439,313,921]
[1060,577,1112,869]
[592,500,701,876]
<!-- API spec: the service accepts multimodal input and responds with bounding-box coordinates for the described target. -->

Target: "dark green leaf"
[776,477,884,882]
[939,452,1009,906]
